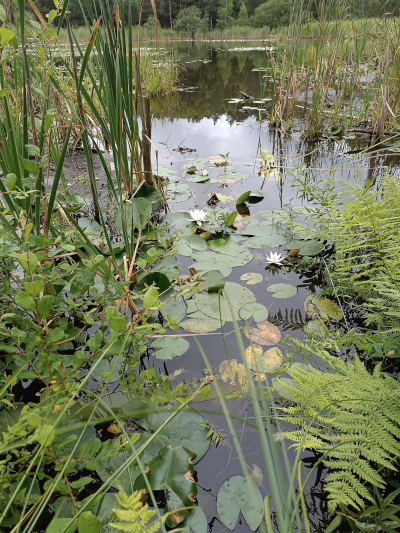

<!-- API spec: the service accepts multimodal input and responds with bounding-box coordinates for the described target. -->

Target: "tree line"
[34,0,400,31]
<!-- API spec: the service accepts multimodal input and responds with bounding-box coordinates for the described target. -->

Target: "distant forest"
[34,0,400,29]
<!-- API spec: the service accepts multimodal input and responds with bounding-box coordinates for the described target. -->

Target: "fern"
[276,355,400,514]
[287,173,400,331]
[109,488,164,533]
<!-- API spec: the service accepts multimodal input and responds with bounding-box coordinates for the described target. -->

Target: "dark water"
[130,40,398,532]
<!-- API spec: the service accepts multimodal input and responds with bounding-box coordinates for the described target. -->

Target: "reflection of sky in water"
[122,42,400,532]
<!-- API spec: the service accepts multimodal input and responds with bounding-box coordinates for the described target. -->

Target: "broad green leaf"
[115,198,152,232]
[46,518,77,533]
[27,412,42,428]
[267,283,297,299]
[24,280,43,297]
[0,88,10,97]
[5,173,17,190]
[78,512,100,533]
[11,252,39,274]
[151,337,190,360]
[182,507,208,533]
[91,356,121,383]
[47,9,58,22]
[217,475,264,531]
[195,281,256,322]
[260,147,274,164]
[161,297,187,322]
[87,329,103,352]
[44,114,54,133]
[15,291,36,311]
[143,286,159,311]
[38,295,54,320]
[37,424,55,446]
[108,315,128,334]
[22,159,39,175]
[0,27,15,46]
[304,320,328,337]
[226,211,237,226]
[236,191,251,205]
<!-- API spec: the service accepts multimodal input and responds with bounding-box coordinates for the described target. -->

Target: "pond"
[133,40,400,532]
[7,38,400,533]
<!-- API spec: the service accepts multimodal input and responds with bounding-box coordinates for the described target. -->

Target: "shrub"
[250,0,292,29]
[174,6,206,38]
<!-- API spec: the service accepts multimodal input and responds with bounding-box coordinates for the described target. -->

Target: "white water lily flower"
[200,169,209,177]
[265,252,285,266]
[189,209,207,226]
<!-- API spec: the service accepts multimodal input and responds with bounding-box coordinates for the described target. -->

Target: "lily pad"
[198,270,225,293]
[191,250,252,268]
[219,360,248,391]
[134,406,210,464]
[287,239,324,256]
[304,295,343,321]
[217,475,264,531]
[304,320,328,337]
[151,337,190,360]
[190,259,232,278]
[161,296,187,322]
[166,183,192,203]
[245,345,283,373]
[267,283,297,299]
[91,356,122,383]
[161,211,191,229]
[240,272,263,285]
[244,320,281,345]
[181,311,225,333]
[239,302,268,322]
[184,234,209,251]
[115,198,152,233]
[195,281,256,322]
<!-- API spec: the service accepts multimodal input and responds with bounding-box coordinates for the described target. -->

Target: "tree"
[216,0,234,29]
[235,3,249,25]
[250,0,292,29]
[174,6,205,39]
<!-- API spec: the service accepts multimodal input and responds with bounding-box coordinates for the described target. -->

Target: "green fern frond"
[109,487,163,533]
[276,356,400,513]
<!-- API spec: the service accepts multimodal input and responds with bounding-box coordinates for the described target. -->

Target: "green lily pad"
[240,272,263,285]
[193,246,253,267]
[198,270,225,293]
[161,211,191,229]
[298,242,324,256]
[135,272,171,295]
[183,234,208,251]
[239,302,268,322]
[151,337,190,360]
[304,295,343,321]
[267,283,297,299]
[91,356,122,383]
[190,259,232,278]
[166,184,191,203]
[217,475,264,531]
[304,319,328,337]
[195,281,256,322]
[181,311,225,333]
[115,198,152,233]
[161,296,187,322]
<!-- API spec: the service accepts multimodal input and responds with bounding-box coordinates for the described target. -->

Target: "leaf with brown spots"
[244,320,281,346]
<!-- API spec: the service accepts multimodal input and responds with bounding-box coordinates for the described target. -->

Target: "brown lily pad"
[244,320,281,346]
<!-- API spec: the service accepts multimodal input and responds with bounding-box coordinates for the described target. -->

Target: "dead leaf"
[107,424,122,434]
[249,464,263,488]
[244,320,281,346]
[185,471,195,482]
[219,359,248,391]
[188,492,196,502]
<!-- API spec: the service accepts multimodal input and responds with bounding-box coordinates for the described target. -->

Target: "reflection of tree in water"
[151,45,273,123]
